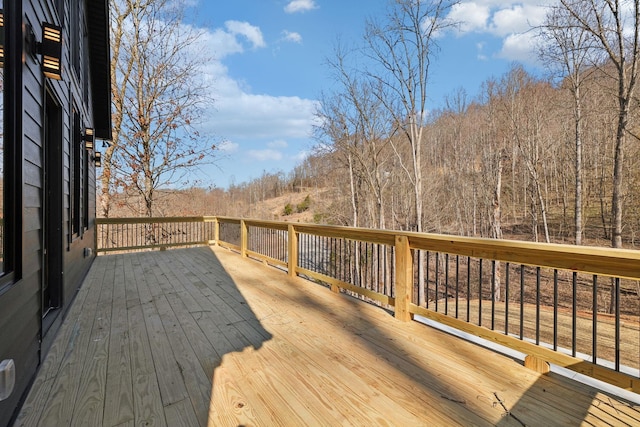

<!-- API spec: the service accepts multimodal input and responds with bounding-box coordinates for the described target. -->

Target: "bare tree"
[559,0,640,248]
[540,2,598,245]
[104,0,215,218]
[364,0,457,305]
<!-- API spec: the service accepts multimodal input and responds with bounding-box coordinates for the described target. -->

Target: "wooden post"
[240,220,248,258]
[288,224,298,277]
[395,235,413,322]
[94,219,99,254]
[213,217,219,246]
[524,355,550,374]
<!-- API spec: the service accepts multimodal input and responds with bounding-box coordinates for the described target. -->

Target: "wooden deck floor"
[14,246,640,426]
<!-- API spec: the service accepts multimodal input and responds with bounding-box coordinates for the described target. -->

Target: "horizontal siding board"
[23,207,41,234]
[23,137,41,169]
[23,160,41,188]
[0,278,39,332]
[24,184,41,209]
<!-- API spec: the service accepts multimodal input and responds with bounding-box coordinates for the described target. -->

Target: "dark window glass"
[0,0,5,274]
[72,111,81,236]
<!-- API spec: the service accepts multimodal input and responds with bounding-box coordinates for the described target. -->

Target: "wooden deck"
[14,246,640,426]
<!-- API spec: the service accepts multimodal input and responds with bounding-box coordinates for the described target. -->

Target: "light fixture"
[93,152,102,168]
[83,128,95,150]
[0,11,4,68]
[41,23,62,80]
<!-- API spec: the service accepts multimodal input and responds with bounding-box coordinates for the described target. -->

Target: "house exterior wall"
[0,1,110,425]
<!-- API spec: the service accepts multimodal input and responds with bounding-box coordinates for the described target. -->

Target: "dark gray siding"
[0,0,106,424]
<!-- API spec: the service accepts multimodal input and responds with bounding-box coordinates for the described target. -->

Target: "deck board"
[15,246,640,426]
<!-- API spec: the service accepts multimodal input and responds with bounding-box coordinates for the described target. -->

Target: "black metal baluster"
[615,277,621,371]
[572,272,577,357]
[536,267,541,345]
[520,265,524,340]
[466,257,471,323]
[435,252,439,312]
[455,255,460,319]
[505,263,510,335]
[445,254,450,316]
[592,275,598,365]
[478,259,483,327]
[491,260,496,330]
[553,269,558,351]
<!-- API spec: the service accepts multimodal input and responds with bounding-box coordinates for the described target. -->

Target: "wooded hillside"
[107,66,640,248]
[103,1,640,250]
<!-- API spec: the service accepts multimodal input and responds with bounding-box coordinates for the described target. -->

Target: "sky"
[185,0,553,189]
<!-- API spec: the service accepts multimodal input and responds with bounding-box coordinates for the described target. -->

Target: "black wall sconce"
[0,11,4,69]
[93,152,102,168]
[26,22,63,80]
[83,128,95,151]
[41,23,62,80]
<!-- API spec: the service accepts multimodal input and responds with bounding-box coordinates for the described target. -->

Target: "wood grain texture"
[16,246,640,426]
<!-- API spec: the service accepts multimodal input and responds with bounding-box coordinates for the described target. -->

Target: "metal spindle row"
[419,250,631,375]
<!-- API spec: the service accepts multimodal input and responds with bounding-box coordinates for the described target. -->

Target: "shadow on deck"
[15,246,640,426]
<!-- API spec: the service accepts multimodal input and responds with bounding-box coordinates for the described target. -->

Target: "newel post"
[288,224,298,277]
[240,219,248,257]
[212,217,219,246]
[395,235,414,322]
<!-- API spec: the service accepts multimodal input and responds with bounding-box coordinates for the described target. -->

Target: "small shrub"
[297,195,311,213]
[283,203,293,216]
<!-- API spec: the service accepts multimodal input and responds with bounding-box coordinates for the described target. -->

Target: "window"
[71,109,81,237]
[0,0,18,285]
[0,1,5,273]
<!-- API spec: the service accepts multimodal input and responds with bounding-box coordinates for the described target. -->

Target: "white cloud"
[489,5,546,37]
[498,32,539,65]
[218,140,239,152]
[448,3,491,33]
[284,0,318,14]
[282,30,303,44]
[447,2,553,63]
[248,149,284,162]
[207,92,319,140]
[224,20,266,49]
[204,20,266,60]
[268,140,289,149]
[476,42,488,61]
[190,21,319,177]
[207,28,245,58]
[450,2,549,37]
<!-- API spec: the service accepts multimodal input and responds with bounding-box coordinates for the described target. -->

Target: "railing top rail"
[242,218,290,231]
[96,215,640,280]
[407,232,640,280]
[96,216,217,224]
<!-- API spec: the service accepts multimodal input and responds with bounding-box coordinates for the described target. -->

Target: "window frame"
[0,0,21,293]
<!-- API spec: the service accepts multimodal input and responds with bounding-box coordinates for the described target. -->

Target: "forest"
[108,59,640,250]
[103,0,640,250]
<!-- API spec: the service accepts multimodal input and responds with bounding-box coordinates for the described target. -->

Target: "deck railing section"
[96,216,216,252]
[95,216,640,393]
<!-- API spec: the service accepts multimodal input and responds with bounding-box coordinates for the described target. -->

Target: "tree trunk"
[492,150,505,302]
[574,87,583,245]
[348,153,358,227]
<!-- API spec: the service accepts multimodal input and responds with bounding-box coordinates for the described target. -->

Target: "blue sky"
[186,0,552,189]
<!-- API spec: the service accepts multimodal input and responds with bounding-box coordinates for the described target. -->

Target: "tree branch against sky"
[557,0,640,249]
[539,2,599,246]
[103,0,216,218]
[364,0,458,306]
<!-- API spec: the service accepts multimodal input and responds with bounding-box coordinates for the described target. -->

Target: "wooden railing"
[96,216,640,393]
[95,216,217,252]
